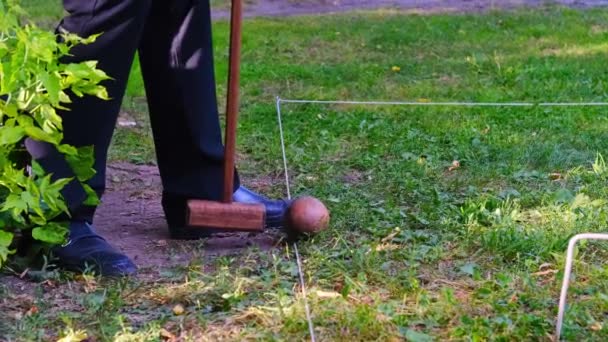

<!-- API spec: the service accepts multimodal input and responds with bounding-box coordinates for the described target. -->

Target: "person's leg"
[138,0,290,237]
[138,0,234,202]
[28,0,152,222]
[26,0,152,276]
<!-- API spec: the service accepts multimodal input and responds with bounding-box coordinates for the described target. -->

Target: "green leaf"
[29,214,47,226]
[39,175,70,214]
[65,145,96,181]
[93,86,109,100]
[25,29,57,62]
[0,152,8,168]
[39,71,61,105]
[56,144,78,156]
[0,102,19,118]
[0,245,15,265]
[0,1,109,265]
[0,126,25,145]
[0,41,8,59]
[32,222,68,244]
[0,230,13,247]
[16,114,34,126]
[2,193,27,213]
[36,104,63,131]
[82,184,100,206]
[30,160,46,177]
[24,125,60,144]
[58,91,72,104]
[21,186,44,217]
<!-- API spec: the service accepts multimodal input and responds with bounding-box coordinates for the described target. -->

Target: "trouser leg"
[26,0,152,222]
[139,0,239,227]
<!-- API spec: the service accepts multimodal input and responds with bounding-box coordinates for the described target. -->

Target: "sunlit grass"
[4,3,608,341]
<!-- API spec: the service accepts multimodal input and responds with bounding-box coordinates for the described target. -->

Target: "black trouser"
[26,0,239,227]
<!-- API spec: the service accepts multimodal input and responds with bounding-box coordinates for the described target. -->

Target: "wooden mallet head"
[187,200,265,231]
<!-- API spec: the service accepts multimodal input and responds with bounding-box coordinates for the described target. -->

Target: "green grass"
[4,3,608,341]
[18,0,64,28]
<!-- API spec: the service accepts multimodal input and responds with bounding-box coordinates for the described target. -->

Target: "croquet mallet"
[186,0,266,232]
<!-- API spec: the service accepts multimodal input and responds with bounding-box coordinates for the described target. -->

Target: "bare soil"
[95,163,284,271]
[0,163,285,335]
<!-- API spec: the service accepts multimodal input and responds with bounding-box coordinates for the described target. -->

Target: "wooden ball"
[287,196,330,234]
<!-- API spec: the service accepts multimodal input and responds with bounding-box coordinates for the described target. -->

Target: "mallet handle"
[223,0,243,203]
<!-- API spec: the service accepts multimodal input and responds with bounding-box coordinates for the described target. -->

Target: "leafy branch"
[0,0,109,266]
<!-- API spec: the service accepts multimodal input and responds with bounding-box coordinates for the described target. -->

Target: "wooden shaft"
[223,0,243,203]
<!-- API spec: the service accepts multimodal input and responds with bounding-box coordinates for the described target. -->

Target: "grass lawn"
[4,2,608,341]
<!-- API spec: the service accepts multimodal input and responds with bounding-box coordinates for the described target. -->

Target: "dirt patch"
[341,169,370,185]
[213,0,608,18]
[0,163,285,290]
[95,163,285,270]
[0,162,289,337]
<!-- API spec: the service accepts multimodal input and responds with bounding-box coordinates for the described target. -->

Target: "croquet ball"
[287,196,330,234]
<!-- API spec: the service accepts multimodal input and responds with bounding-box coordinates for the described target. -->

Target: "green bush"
[0,1,107,267]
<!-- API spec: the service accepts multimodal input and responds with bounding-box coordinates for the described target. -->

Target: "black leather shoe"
[232,186,291,229]
[52,221,137,277]
[164,186,291,239]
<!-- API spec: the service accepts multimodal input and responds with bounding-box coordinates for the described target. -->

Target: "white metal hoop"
[556,233,608,341]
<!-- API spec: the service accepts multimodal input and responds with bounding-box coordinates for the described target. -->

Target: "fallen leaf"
[25,306,38,316]
[173,304,185,316]
[74,274,98,293]
[532,269,558,276]
[381,230,400,243]
[375,243,400,252]
[117,119,137,127]
[117,111,137,127]
[333,280,344,293]
[57,330,88,342]
[448,160,461,171]
[84,280,97,293]
[316,290,341,299]
[539,262,553,270]
[590,322,602,331]
[391,66,401,72]
[42,279,57,288]
[549,173,562,180]
[160,328,176,340]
